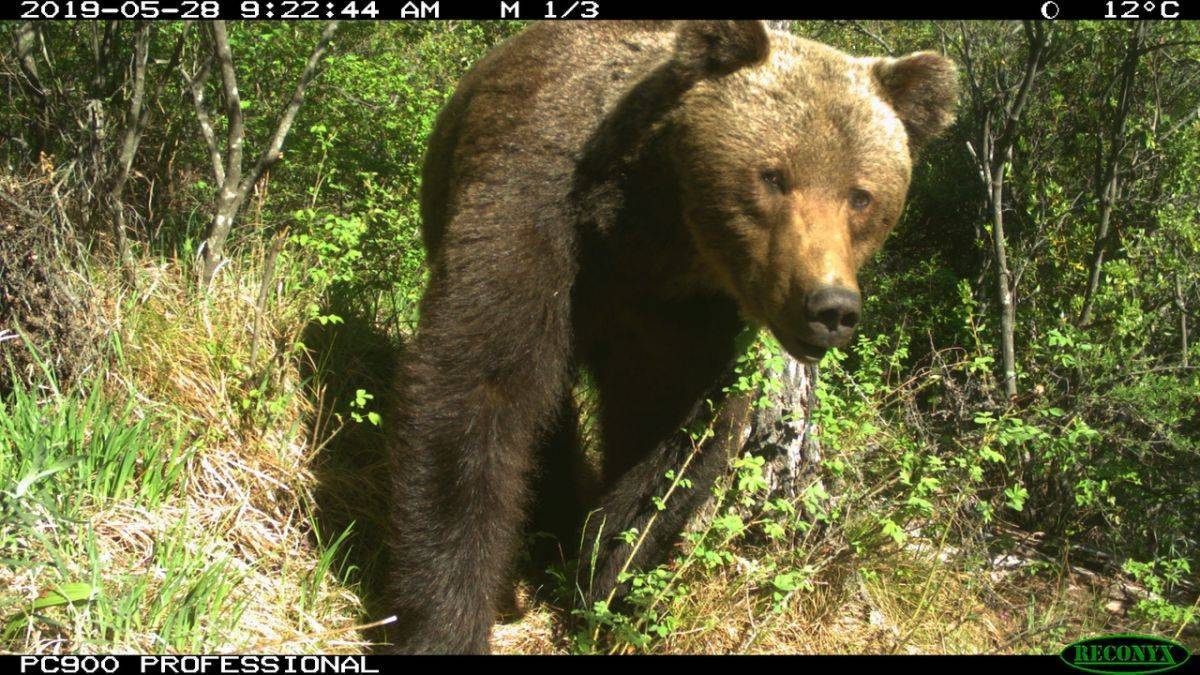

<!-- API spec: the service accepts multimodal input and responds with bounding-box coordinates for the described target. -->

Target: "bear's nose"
[804,286,861,348]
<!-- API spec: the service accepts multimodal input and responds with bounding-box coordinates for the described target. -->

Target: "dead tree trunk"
[742,356,822,503]
[989,148,1019,401]
[1177,271,1190,368]
[691,352,823,531]
[107,22,151,282]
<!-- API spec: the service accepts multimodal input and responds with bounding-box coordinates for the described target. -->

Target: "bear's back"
[418,22,679,262]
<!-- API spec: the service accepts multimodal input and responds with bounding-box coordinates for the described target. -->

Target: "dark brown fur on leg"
[387,231,575,652]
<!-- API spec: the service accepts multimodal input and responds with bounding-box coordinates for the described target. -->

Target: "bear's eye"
[760,169,787,193]
[848,188,872,211]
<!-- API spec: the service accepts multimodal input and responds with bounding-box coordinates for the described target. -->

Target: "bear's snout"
[802,285,861,349]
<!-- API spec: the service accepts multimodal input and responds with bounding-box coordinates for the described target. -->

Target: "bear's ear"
[673,21,770,81]
[871,52,959,154]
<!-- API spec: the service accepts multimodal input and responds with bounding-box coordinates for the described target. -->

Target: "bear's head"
[668,21,958,362]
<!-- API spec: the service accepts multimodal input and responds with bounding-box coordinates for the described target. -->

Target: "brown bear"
[387,20,957,653]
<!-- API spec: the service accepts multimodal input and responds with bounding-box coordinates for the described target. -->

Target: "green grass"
[0,366,252,651]
[1,253,369,653]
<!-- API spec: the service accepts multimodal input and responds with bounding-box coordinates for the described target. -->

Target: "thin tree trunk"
[106,22,191,284]
[1079,23,1147,325]
[107,22,151,283]
[1178,273,1190,368]
[977,21,1049,401]
[12,22,49,162]
[201,20,245,286]
[1079,172,1118,325]
[249,232,286,370]
[182,49,225,186]
[991,169,1018,400]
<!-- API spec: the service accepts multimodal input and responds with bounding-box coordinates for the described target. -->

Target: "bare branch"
[182,37,224,184]
[1135,39,1200,57]
[237,20,340,204]
[848,20,895,55]
[1079,22,1148,325]
[199,20,340,286]
[212,20,244,196]
[995,21,1050,162]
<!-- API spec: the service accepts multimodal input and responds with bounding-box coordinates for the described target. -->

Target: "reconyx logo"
[1061,634,1191,674]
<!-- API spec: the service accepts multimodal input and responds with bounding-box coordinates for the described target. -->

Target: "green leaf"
[31,583,98,610]
[5,583,99,638]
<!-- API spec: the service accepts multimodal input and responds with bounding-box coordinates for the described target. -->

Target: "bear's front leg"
[387,250,574,654]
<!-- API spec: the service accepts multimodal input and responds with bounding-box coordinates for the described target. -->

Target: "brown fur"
[388,21,957,653]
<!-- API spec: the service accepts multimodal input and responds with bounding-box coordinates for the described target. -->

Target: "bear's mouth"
[767,324,828,364]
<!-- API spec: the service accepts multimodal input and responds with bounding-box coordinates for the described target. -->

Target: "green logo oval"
[1060,634,1192,675]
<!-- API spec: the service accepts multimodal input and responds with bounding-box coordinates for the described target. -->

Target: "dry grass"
[111,254,373,653]
[2,247,374,653]
[484,536,1167,655]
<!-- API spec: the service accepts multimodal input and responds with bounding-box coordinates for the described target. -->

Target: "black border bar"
[11,653,1183,673]
[6,0,1194,21]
